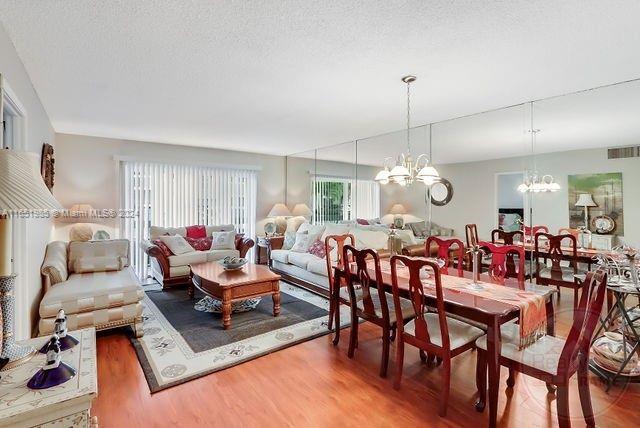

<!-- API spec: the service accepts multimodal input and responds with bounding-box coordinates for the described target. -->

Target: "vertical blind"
[311,175,380,224]
[121,161,257,278]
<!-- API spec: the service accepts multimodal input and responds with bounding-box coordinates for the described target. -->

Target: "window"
[311,175,380,224]
[121,161,257,278]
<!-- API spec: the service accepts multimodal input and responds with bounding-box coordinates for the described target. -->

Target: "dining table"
[331,259,556,428]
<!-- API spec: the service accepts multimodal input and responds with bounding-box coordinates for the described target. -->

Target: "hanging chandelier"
[375,75,440,187]
[517,101,560,193]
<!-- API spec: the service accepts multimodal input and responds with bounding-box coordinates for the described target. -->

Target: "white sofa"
[141,225,255,288]
[40,239,144,337]
[267,222,401,295]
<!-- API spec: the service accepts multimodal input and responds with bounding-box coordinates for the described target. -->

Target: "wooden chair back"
[425,236,464,277]
[465,224,479,247]
[522,225,549,242]
[558,269,608,373]
[491,229,524,245]
[390,255,449,351]
[325,234,355,292]
[558,227,581,247]
[535,232,578,276]
[479,241,525,285]
[343,244,389,322]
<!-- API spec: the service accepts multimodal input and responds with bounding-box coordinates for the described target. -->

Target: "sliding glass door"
[121,161,257,278]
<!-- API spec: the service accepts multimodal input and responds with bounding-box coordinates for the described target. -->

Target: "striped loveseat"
[39,239,144,337]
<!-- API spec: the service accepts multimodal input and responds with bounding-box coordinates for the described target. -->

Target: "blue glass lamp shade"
[28,336,76,389]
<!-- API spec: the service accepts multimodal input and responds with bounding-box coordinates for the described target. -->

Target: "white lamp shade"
[389,164,410,179]
[291,203,311,217]
[389,204,407,215]
[575,194,597,207]
[374,168,390,183]
[267,203,291,217]
[0,150,62,212]
[417,165,439,180]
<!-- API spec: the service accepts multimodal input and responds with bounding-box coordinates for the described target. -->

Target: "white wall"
[497,173,524,209]
[0,22,56,338]
[53,134,286,240]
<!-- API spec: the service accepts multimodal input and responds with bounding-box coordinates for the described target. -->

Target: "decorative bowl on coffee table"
[219,257,248,271]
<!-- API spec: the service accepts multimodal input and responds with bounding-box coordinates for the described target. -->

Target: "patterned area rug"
[131,282,347,392]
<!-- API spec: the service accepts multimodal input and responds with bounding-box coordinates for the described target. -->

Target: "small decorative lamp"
[575,194,597,229]
[39,310,78,353]
[0,150,62,370]
[28,334,76,390]
[389,204,407,229]
[267,203,291,235]
[291,203,312,218]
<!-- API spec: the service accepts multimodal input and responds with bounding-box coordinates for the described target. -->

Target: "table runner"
[376,260,547,349]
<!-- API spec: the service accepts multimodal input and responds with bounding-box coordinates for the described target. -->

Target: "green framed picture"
[568,172,623,235]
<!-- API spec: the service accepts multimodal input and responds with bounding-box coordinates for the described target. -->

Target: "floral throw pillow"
[185,236,213,251]
[308,239,331,259]
[211,230,236,250]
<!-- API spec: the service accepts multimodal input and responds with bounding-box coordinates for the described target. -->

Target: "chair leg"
[556,385,571,428]
[506,368,516,387]
[394,336,405,390]
[578,362,596,427]
[419,349,427,364]
[546,383,557,394]
[332,298,341,346]
[328,298,335,331]
[347,310,358,359]
[475,349,487,412]
[380,325,391,378]
[439,358,451,417]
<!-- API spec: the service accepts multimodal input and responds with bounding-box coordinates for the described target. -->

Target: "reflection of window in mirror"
[311,175,380,224]
[496,172,524,232]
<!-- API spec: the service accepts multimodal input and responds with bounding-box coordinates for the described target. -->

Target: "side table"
[0,328,98,427]
[255,236,284,265]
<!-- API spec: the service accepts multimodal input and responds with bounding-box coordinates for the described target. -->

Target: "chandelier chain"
[406,78,411,155]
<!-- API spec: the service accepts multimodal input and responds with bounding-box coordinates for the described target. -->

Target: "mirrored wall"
[284,79,640,248]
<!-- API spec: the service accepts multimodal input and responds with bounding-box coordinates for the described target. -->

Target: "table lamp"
[267,203,291,235]
[575,194,597,229]
[291,203,311,219]
[68,204,94,241]
[389,204,407,229]
[0,150,62,369]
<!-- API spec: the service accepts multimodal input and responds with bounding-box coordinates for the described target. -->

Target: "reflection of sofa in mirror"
[401,221,455,256]
[266,220,453,294]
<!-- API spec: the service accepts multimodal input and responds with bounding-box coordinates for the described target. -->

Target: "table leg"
[222,290,232,329]
[272,291,281,317]
[188,275,194,299]
[486,317,501,428]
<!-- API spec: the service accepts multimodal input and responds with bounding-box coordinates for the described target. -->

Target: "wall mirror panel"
[312,141,356,224]
[532,80,640,250]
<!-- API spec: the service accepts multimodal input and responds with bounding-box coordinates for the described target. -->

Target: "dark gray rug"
[145,288,328,353]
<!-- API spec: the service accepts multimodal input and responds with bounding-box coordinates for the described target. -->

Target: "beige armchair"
[40,239,144,337]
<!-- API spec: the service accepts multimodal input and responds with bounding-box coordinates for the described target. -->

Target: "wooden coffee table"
[189,261,281,329]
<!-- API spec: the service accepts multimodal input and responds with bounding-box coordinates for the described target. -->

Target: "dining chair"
[475,269,607,428]
[490,229,524,245]
[558,227,582,248]
[478,241,526,285]
[465,223,479,247]
[425,236,465,276]
[390,255,485,417]
[522,225,549,242]
[535,232,584,308]
[325,234,355,331]
[342,245,415,377]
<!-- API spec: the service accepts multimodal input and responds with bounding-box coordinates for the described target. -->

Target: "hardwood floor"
[93,288,638,427]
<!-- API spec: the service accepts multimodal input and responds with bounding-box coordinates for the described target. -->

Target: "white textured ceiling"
[2,1,640,157]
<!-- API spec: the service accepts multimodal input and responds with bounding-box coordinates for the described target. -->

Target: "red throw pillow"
[308,239,330,259]
[185,236,213,251]
[356,218,370,225]
[186,225,207,238]
[152,239,173,257]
